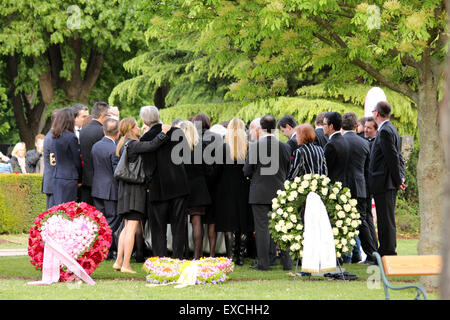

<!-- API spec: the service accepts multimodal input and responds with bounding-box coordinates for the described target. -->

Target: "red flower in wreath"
[28,201,112,282]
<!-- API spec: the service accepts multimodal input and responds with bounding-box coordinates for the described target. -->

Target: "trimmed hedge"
[0,174,46,233]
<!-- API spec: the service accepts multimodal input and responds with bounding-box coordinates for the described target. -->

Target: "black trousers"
[80,185,94,206]
[252,204,289,270]
[147,196,187,259]
[373,190,398,256]
[356,197,378,260]
[93,197,122,252]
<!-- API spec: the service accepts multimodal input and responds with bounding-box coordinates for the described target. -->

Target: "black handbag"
[113,140,146,183]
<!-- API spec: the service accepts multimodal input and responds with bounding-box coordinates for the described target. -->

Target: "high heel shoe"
[120,267,137,274]
[113,263,122,271]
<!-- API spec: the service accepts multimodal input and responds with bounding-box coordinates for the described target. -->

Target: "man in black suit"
[79,101,109,205]
[313,112,329,149]
[364,116,378,148]
[71,103,89,139]
[342,112,378,264]
[243,115,292,271]
[323,112,349,186]
[277,115,298,155]
[91,118,121,260]
[139,106,190,259]
[362,115,379,264]
[369,101,405,257]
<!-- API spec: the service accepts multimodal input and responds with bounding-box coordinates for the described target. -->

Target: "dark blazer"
[369,121,404,195]
[91,137,119,201]
[183,144,212,207]
[117,134,169,215]
[25,150,43,173]
[324,132,350,186]
[140,124,190,202]
[286,134,298,155]
[42,131,55,194]
[314,127,328,149]
[214,143,251,233]
[79,120,104,187]
[343,131,370,199]
[52,131,82,180]
[243,135,291,205]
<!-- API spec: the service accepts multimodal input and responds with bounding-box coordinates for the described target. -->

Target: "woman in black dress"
[113,117,170,273]
[214,118,252,265]
[179,120,212,260]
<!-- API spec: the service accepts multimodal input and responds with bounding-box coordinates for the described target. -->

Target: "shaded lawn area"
[0,238,438,300]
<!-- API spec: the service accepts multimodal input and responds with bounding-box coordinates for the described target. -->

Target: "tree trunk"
[416,53,445,292]
[439,0,450,299]
[440,62,450,300]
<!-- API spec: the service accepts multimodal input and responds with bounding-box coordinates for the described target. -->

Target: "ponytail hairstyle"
[116,117,139,157]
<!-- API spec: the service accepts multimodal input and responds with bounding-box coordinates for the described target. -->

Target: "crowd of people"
[3,99,405,273]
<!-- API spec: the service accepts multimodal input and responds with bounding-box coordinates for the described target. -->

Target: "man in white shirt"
[71,103,89,139]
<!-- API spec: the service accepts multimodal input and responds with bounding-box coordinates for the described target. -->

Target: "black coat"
[79,120,104,187]
[314,127,328,149]
[324,132,350,186]
[117,134,169,215]
[25,150,43,173]
[243,135,291,205]
[343,131,370,199]
[214,143,252,232]
[91,137,119,201]
[286,134,299,156]
[369,121,404,195]
[183,144,212,207]
[42,131,55,195]
[140,124,190,202]
[51,131,82,204]
[52,131,82,180]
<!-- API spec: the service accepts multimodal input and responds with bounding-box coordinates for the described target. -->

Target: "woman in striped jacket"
[287,124,328,180]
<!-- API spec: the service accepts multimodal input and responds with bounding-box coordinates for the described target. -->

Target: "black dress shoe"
[362,259,377,266]
[351,254,362,264]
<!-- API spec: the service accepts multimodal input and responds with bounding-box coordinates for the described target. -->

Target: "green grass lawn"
[0,234,438,300]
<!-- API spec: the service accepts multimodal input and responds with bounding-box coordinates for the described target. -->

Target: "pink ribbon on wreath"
[28,236,95,286]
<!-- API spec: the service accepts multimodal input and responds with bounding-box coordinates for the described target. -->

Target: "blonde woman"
[213,118,252,266]
[179,120,212,260]
[113,117,170,273]
[9,142,27,173]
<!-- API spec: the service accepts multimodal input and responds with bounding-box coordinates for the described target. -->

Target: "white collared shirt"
[75,126,81,139]
[378,119,389,131]
[260,133,276,140]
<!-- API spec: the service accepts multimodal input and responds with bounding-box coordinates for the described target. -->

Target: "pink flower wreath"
[28,201,112,282]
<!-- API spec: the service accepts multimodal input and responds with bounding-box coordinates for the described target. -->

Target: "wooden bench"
[373,252,442,300]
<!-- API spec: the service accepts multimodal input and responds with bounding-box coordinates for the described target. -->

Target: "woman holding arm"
[113,117,170,273]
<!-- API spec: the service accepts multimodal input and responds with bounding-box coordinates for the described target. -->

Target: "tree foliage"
[0,0,143,146]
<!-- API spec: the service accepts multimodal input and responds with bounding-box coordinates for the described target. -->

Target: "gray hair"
[139,106,161,127]
[250,117,261,129]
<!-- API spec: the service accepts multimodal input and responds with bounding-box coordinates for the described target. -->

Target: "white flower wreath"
[268,174,362,261]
